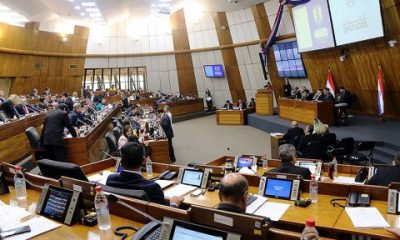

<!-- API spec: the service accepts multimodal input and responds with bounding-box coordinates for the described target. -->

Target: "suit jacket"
[268,162,312,180]
[41,110,77,147]
[222,103,233,110]
[297,134,322,153]
[106,170,166,205]
[305,93,314,101]
[313,93,323,101]
[0,100,19,118]
[282,127,304,144]
[61,98,74,111]
[238,102,247,109]
[160,113,174,138]
[365,167,400,186]
[15,105,33,116]
[68,111,84,127]
[284,84,292,97]
[322,94,335,102]
[216,203,244,213]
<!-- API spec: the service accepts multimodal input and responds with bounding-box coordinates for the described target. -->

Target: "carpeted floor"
[173,115,270,166]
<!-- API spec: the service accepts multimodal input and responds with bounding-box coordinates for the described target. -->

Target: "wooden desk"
[256,89,274,116]
[137,97,160,106]
[106,95,121,104]
[65,106,121,165]
[278,98,334,126]
[270,133,283,159]
[216,110,248,125]
[145,139,170,164]
[159,99,204,117]
[0,187,141,240]
[0,113,46,164]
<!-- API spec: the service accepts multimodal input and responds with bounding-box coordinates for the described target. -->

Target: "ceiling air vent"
[34,63,44,69]
[69,64,78,69]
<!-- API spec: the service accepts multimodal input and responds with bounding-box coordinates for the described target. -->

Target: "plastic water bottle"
[332,156,338,178]
[224,159,234,176]
[94,186,111,230]
[309,175,318,203]
[146,157,153,176]
[14,166,27,200]
[301,219,319,240]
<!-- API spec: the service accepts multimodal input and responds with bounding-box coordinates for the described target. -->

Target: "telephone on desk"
[348,192,371,207]
[158,170,178,180]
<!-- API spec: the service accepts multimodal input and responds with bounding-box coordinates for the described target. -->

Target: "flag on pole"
[326,69,336,96]
[377,66,384,116]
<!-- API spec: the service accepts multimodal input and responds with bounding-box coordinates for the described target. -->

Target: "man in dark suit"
[297,125,322,153]
[238,99,247,110]
[41,104,77,162]
[268,144,312,179]
[322,88,335,102]
[281,121,304,146]
[365,153,400,186]
[0,99,20,119]
[15,96,34,116]
[217,173,249,213]
[313,89,324,101]
[69,103,85,127]
[106,142,183,206]
[222,100,233,110]
[60,93,74,111]
[160,105,176,162]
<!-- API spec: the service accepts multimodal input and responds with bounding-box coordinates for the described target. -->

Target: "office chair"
[302,141,323,160]
[335,137,355,163]
[25,127,45,163]
[346,141,375,165]
[37,159,88,181]
[105,131,119,156]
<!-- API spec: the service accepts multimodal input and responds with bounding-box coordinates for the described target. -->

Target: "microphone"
[107,194,161,224]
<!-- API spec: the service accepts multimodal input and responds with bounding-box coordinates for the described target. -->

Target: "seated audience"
[222,100,233,110]
[313,119,329,136]
[15,96,34,116]
[60,93,74,111]
[217,173,249,213]
[302,89,314,101]
[96,98,107,111]
[313,89,324,101]
[248,98,256,109]
[297,125,322,153]
[282,121,304,145]
[322,88,335,102]
[69,103,85,127]
[268,144,312,179]
[30,88,39,99]
[365,153,400,186]
[1,95,21,119]
[237,99,247,110]
[118,125,132,149]
[106,142,183,206]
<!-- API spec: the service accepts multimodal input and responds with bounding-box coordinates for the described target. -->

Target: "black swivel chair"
[346,141,375,165]
[25,127,46,163]
[113,126,122,141]
[105,131,118,156]
[321,133,337,161]
[335,137,355,163]
[302,141,323,160]
[98,183,150,201]
[38,159,88,181]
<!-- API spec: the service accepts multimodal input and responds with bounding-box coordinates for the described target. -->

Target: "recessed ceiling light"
[75,6,80,9]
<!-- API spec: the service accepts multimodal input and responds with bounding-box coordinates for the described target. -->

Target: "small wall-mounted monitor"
[204,65,225,78]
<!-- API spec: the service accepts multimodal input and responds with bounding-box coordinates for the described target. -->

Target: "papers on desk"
[270,133,283,136]
[334,176,363,185]
[345,207,390,228]
[0,201,32,230]
[246,195,268,214]
[253,202,290,221]
[163,184,197,198]
[87,170,114,185]
[155,180,175,189]
[4,216,61,240]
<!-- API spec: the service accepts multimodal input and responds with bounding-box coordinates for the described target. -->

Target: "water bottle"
[224,159,234,176]
[332,156,338,178]
[14,166,27,200]
[301,219,319,240]
[309,175,318,203]
[94,186,111,230]
[146,157,153,176]
[261,156,268,170]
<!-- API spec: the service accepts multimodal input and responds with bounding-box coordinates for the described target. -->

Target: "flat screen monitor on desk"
[295,160,322,177]
[234,156,256,170]
[177,168,210,189]
[258,174,301,201]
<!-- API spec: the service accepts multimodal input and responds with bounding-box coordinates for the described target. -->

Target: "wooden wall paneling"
[213,12,246,102]
[170,9,198,96]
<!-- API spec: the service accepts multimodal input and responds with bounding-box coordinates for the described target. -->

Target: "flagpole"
[377,65,385,122]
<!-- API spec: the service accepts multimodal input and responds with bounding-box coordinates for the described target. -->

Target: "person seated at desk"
[248,98,256,109]
[365,152,400,186]
[106,142,183,207]
[222,100,233,110]
[69,103,85,127]
[237,99,247,110]
[1,95,22,119]
[30,88,39,99]
[301,89,314,101]
[96,98,107,111]
[313,119,329,136]
[313,89,324,101]
[322,88,335,102]
[281,121,304,146]
[118,125,132,149]
[15,96,34,116]
[59,92,74,111]
[297,125,321,153]
[268,144,312,180]
[217,173,249,214]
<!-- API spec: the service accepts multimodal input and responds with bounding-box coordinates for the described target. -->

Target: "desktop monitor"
[264,178,294,200]
[181,169,204,188]
[235,156,254,169]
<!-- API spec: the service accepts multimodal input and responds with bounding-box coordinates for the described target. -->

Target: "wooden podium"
[256,89,273,116]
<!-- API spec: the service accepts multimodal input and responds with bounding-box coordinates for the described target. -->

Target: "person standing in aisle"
[160,105,176,163]
[205,89,213,112]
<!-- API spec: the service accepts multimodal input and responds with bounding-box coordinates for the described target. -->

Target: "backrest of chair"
[357,141,375,154]
[304,141,322,159]
[38,159,88,181]
[190,205,268,240]
[105,131,118,153]
[147,202,190,221]
[322,133,337,147]
[60,176,96,208]
[100,184,150,201]
[338,137,355,155]
[25,127,41,149]
[24,172,60,191]
[113,126,122,141]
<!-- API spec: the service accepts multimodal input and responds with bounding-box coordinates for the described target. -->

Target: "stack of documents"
[245,196,290,221]
[346,207,390,228]
[163,184,197,198]
[155,180,175,189]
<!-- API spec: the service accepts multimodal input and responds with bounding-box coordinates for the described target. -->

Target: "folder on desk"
[345,207,390,228]
[163,184,197,198]
[155,180,175,189]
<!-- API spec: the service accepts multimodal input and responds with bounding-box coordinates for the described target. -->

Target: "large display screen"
[272,41,307,78]
[204,65,225,78]
[292,0,335,52]
[328,0,384,46]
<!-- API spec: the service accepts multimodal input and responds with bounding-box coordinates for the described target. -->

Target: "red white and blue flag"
[326,69,336,96]
[377,66,384,116]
